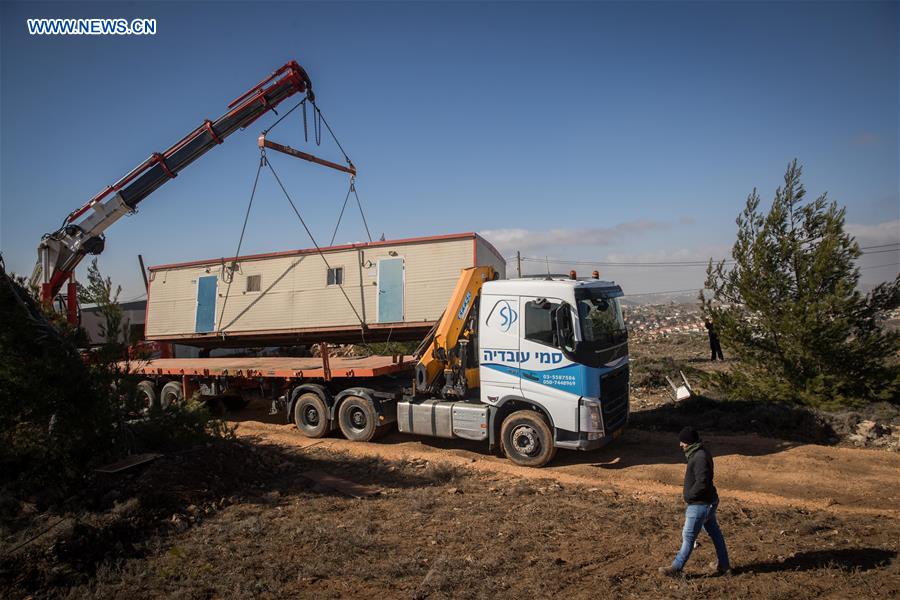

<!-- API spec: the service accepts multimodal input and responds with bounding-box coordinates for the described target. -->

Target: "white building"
[145,233,505,348]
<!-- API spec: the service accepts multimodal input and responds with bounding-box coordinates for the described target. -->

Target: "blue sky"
[1,1,897,300]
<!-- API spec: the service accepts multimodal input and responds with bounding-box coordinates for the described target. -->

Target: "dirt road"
[231,405,900,518]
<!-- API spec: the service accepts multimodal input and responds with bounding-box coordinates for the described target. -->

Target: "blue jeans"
[672,501,729,571]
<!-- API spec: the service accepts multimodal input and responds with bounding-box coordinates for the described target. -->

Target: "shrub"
[0,260,230,504]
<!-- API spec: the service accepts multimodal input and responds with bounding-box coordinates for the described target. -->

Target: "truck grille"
[600,366,629,433]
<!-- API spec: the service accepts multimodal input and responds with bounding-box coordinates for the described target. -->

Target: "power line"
[860,243,900,250]
[511,248,895,268]
[859,248,900,256]
[859,262,900,271]
[519,256,731,267]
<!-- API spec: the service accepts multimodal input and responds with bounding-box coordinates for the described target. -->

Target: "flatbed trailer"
[127,267,632,468]
[131,355,414,380]
[128,352,415,435]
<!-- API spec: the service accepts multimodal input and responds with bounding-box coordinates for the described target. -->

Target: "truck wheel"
[500,410,557,467]
[338,396,379,442]
[137,380,157,412]
[159,381,183,409]
[294,392,329,438]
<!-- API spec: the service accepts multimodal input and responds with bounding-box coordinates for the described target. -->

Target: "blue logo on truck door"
[498,301,518,332]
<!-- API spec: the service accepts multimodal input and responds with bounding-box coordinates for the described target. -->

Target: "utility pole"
[137,254,149,292]
[516,251,522,278]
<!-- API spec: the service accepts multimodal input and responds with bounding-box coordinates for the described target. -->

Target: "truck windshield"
[576,293,626,345]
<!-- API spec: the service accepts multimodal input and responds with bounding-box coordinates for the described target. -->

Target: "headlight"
[582,399,602,431]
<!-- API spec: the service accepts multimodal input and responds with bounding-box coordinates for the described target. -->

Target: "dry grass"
[4,441,896,599]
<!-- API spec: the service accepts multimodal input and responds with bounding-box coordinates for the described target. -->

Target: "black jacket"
[683,445,718,504]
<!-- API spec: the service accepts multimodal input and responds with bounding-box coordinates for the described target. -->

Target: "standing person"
[705,320,724,361]
[659,427,731,577]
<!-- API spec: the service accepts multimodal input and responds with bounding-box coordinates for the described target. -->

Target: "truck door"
[517,296,579,433]
[195,275,218,333]
[478,294,521,405]
[377,257,404,323]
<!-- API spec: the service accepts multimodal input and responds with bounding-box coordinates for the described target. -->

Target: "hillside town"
[624,303,900,338]
[623,303,707,337]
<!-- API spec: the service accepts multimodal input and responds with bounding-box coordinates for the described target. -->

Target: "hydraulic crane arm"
[414,266,496,399]
[34,61,314,307]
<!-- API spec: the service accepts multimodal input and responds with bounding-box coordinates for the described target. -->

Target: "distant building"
[80,300,146,346]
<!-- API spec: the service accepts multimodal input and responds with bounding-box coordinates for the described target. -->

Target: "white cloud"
[480,219,678,253]
[846,220,900,247]
[604,244,733,264]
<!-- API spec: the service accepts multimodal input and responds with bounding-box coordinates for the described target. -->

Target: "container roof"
[149,232,500,271]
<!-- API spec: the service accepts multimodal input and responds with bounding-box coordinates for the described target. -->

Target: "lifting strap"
[216,99,373,342]
[216,153,265,334]
[330,178,373,246]
[265,156,367,331]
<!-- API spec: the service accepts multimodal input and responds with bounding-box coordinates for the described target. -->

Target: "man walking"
[659,426,730,577]
[705,320,724,361]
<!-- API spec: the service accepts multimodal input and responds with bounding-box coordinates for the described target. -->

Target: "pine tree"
[77,258,127,349]
[703,160,899,409]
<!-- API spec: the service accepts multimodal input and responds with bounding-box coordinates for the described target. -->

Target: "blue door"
[195,275,218,332]
[377,258,404,323]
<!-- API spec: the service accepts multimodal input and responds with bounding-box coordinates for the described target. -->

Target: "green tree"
[703,160,899,409]
[77,258,127,350]
[0,258,231,504]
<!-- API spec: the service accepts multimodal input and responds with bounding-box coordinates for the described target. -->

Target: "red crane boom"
[34,61,315,319]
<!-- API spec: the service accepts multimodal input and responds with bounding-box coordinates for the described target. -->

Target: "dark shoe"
[658,566,681,577]
[707,561,732,576]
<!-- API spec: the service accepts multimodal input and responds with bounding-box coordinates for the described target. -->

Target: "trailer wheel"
[500,410,557,468]
[159,381,183,409]
[337,396,380,442]
[294,392,329,438]
[137,380,158,412]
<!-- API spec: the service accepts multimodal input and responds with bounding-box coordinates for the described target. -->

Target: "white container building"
[145,233,505,348]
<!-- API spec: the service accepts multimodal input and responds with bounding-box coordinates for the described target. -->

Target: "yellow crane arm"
[414,266,495,396]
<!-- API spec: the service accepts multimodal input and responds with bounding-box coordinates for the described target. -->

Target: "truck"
[129,266,629,467]
[31,59,629,467]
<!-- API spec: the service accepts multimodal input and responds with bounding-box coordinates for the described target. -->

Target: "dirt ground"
[629,333,900,449]
[3,406,899,599]
[3,333,898,598]
[232,411,900,518]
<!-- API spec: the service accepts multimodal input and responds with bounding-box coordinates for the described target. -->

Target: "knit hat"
[678,426,699,444]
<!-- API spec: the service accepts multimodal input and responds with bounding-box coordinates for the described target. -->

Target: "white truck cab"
[399,274,629,467]
[477,277,629,462]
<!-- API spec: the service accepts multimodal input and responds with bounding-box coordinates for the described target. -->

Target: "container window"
[327,267,344,286]
[246,274,261,292]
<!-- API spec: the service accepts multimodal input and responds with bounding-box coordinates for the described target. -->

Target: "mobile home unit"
[145,233,505,348]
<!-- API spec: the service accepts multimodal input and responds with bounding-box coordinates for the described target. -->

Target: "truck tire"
[337,396,381,442]
[159,381,183,409]
[500,410,557,467]
[137,380,158,412]
[294,392,329,438]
